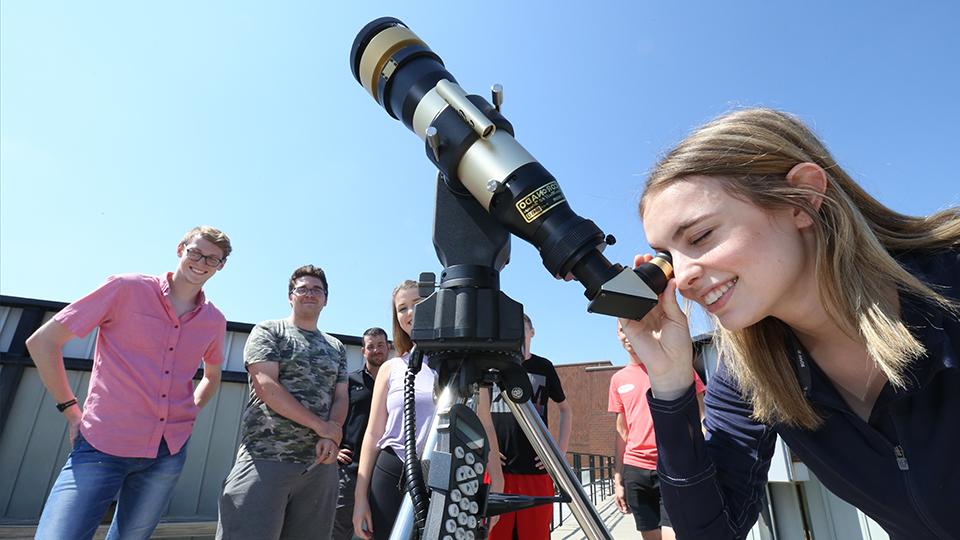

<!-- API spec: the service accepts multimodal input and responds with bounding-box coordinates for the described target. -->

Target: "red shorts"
[488,473,554,540]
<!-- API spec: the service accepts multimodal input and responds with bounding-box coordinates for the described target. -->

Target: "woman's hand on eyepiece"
[618,254,696,401]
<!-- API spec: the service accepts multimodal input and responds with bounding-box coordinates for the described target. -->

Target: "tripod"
[386,174,613,540]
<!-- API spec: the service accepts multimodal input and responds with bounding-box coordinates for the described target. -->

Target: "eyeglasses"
[291,286,326,297]
[184,248,225,268]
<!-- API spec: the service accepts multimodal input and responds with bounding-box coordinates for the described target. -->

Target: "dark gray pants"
[332,464,358,540]
[217,450,338,540]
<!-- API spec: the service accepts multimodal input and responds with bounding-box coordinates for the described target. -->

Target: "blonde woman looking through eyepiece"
[619,108,960,540]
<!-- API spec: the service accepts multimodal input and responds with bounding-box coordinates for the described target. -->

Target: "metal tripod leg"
[503,397,612,540]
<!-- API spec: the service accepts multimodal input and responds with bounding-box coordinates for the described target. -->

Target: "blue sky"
[2,1,958,366]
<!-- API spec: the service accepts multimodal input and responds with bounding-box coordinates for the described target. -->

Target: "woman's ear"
[786,162,828,227]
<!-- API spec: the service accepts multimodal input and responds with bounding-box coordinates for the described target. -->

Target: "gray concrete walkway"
[551,495,640,539]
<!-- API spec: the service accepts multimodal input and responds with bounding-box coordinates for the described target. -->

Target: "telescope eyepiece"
[634,251,673,296]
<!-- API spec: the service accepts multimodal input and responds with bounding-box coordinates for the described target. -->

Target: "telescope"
[350,17,672,320]
[350,17,673,540]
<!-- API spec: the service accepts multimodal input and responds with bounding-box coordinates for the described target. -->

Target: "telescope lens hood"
[350,16,405,84]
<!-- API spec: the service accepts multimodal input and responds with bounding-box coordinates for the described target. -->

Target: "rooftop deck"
[551,495,639,540]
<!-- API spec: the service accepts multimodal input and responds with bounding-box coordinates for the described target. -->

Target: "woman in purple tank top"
[352,280,503,539]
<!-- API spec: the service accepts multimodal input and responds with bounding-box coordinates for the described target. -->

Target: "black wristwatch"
[56,398,78,412]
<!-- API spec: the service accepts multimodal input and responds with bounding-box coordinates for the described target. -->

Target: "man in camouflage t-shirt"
[217,265,348,540]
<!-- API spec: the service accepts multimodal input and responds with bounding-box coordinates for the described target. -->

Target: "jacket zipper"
[893,445,909,471]
[889,422,950,539]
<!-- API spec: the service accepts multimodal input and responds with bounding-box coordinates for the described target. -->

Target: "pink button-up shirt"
[53,273,225,458]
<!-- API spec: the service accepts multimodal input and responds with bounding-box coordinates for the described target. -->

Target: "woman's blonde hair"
[641,108,960,429]
[391,279,420,356]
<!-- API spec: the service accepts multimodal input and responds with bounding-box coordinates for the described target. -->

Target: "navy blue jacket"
[648,248,960,539]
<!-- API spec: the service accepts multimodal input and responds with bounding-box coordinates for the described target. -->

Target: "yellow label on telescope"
[516,181,566,224]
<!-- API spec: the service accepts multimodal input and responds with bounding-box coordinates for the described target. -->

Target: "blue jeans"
[35,433,189,540]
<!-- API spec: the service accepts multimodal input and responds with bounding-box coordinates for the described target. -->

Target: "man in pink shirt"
[26,225,231,540]
[608,322,705,540]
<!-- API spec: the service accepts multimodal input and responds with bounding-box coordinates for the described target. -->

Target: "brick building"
[546,361,621,457]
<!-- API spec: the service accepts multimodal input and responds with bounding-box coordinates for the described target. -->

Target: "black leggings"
[369,448,404,540]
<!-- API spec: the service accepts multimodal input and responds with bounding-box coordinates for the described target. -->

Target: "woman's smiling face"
[642,175,818,331]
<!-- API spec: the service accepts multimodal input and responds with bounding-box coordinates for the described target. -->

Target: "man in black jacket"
[332,327,390,540]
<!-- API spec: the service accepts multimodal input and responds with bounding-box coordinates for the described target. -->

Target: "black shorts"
[622,464,671,532]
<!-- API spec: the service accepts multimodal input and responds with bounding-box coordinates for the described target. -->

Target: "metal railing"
[550,452,616,532]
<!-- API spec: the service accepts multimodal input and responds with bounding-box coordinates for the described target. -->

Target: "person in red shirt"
[608,321,704,540]
[26,226,231,540]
